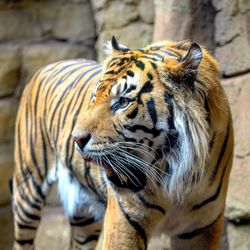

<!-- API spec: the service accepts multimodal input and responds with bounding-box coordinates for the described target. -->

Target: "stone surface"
[153,0,192,42]
[223,73,250,222]
[0,45,21,97]
[214,0,250,76]
[216,34,250,77]
[138,0,155,24]
[0,98,18,144]
[97,22,153,60]
[227,222,250,250]
[0,8,42,42]
[95,1,139,31]
[17,41,95,97]
[153,0,216,52]
[0,205,14,250]
[53,2,96,42]
[0,144,14,206]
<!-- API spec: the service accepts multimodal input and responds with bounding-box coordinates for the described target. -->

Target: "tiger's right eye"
[119,97,130,108]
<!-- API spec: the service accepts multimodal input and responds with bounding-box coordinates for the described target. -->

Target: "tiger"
[12,36,233,250]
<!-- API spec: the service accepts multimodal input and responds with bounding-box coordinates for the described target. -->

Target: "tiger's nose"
[72,132,91,152]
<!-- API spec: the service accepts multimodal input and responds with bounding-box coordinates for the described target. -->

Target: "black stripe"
[137,81,153,105]
[146,98,157,126]
[15,239,34,245]
[28,168,45,201]
[141,55,158,62]
[124,124,161,138]
[147,73,153,80]
[127,107,138,119]
[164,92,175,130]
[192,151,232,210]
[204,97,210,126]
[70,217,96,227]
[210,119,230,183]
[29,120,44,182]
[118,199,147,250]
[17,222,37,230]
[177,212,222,239]
[138,194,165,215]
[16,206,33,225]
[33,76,46,142]
[209,132,216,152]
[126,70,134,77]
[75,234,99,245]
[124,84,136,94]
[19,185,41,210]
[85,164,98,196]
[135,60,145,71]
[17,200,40,221]
[40,119,48,177]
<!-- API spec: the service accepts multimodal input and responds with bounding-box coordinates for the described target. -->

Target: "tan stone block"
[227,222,250,250]
[53,3,96,41]
[138,0,155,24]
[0,98,18,144]
[0,9,42,42]
[17,41,95,97]
[0,45,21,97]
[153,0,192,42]
[0,205,14,250]
[223,73,250,157]
[0,143,14,206]
[95,1,139,31]
[97,22,153,61]
[214,0,250,76]
[223,73,250,222]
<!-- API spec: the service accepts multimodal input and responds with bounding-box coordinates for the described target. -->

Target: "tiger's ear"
[180,43,203,73]
[104,36,130,56]
[166,43,203,89]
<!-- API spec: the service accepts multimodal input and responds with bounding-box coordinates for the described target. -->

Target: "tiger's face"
[72,37,210,193]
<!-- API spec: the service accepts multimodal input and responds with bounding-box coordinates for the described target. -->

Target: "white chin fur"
[57,163,105,219]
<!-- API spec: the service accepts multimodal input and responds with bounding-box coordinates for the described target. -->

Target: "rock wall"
[91,0,154,60]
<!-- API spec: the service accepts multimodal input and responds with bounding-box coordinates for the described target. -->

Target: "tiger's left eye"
[119,97,131,108]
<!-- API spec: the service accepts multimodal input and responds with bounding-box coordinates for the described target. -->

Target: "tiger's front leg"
[69,214,102,250]
[102,186,166,250]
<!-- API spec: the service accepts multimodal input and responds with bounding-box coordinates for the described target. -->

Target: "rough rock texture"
[153,0,216,53]
[92,0,154,60]
[223,73,250,222]
[0,144,14,205]
[214,0,250,76]
[0,45,21,97]
[18,41,95,96]
[227,223,250,250]
[97,22,153,60]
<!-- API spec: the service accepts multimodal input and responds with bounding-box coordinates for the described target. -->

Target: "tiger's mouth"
[81,149,147,192]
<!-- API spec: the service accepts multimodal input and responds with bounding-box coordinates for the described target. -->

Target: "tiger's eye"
[119,97,130,107]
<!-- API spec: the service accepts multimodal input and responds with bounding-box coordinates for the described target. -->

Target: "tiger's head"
[72,36,223,199]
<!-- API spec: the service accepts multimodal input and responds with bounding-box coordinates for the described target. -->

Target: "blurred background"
[0,0,249,249]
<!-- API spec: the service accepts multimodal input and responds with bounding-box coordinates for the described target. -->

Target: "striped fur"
[12,38,233,250]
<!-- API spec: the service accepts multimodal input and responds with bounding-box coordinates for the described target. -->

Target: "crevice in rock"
[216,33,241,47]
[222,68,250,78]
[189,0,216,54]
